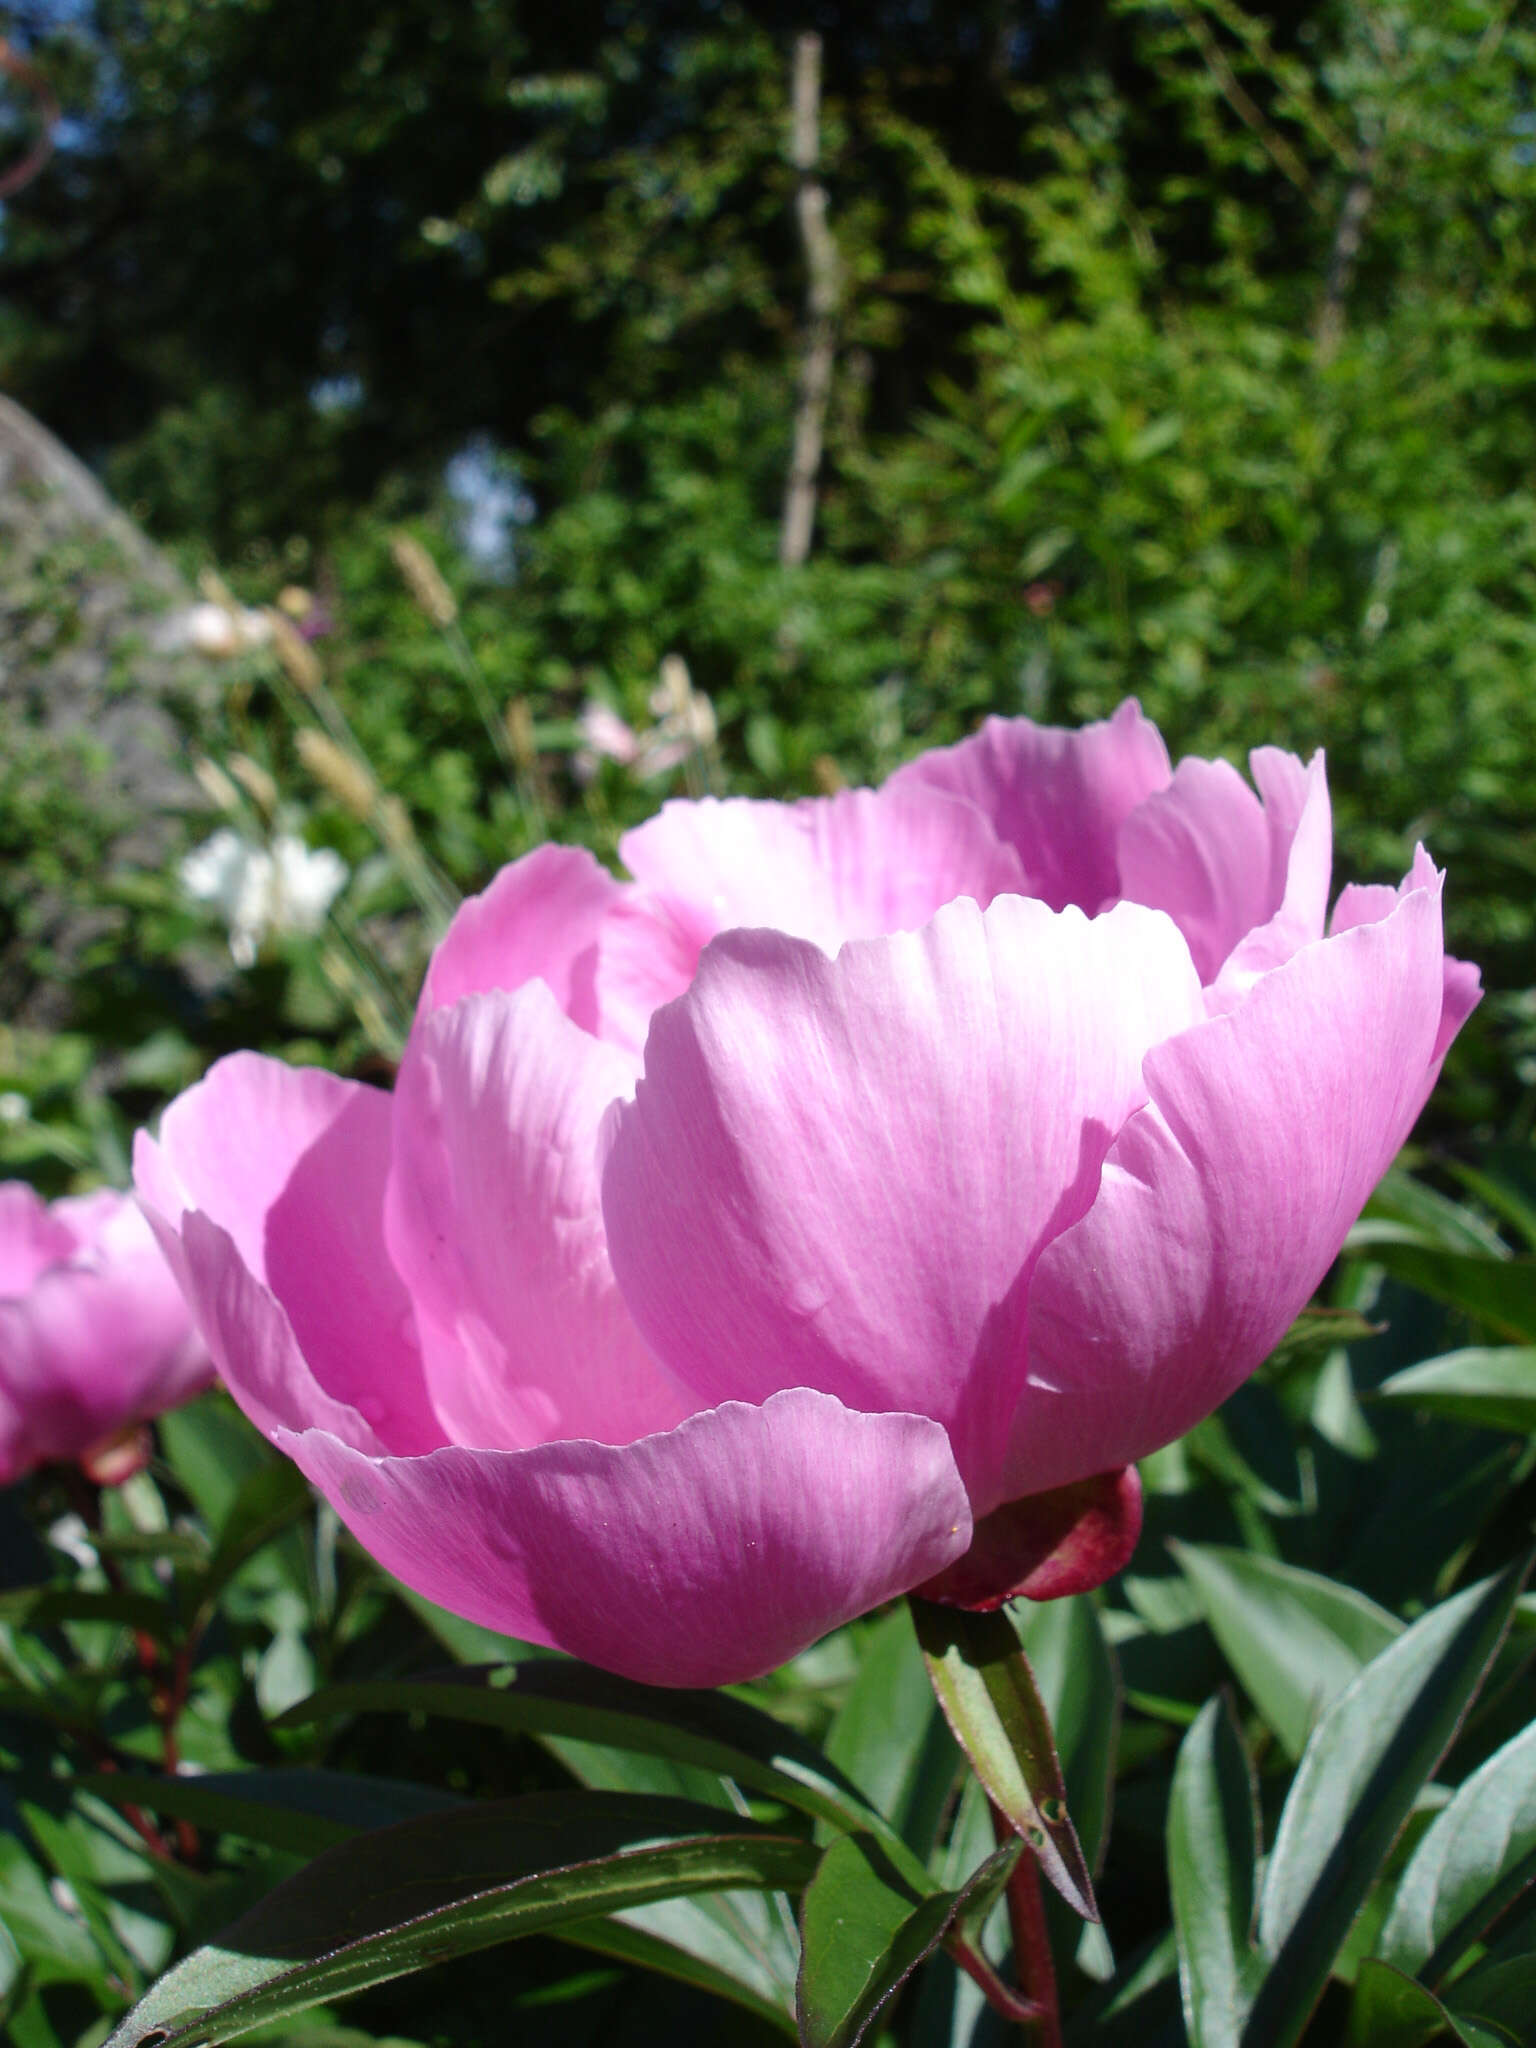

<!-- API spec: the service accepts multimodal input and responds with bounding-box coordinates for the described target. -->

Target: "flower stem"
[991,1801,1063,2046]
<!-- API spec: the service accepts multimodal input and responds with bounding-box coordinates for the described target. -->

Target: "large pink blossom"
[0,1183,211,1485]
[135,703,1478,1685]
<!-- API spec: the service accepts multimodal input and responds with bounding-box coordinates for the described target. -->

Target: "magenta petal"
[915,1466,1143,1608]
[1011,876,1452,1498]
[619,782,1027,954]
[177,1211,384,1451]
[1208,750,1333,1000]
[385,986,690,1450]
[1331,845,1482,1063]
[886,699,1172,913]
[279,1389,973,1687]
[138,1054,442,1452]
[0,1183,77,1296]
[1116,756,1276,982]
[603,894,1204,1508]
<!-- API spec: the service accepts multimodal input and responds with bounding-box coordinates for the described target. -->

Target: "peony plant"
[135,701,1477,1687]
[0,1181,212,1486]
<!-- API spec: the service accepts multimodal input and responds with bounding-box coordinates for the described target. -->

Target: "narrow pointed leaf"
[103,1792,818,2048]
[1362,1243,1536,1344]
[1344,1959,1484,2048]
[276,1662,922,1879]
[1171,1543,1401,1763]
[76,1769,462,1857]
[1246,1556,1532,2048]
[1016,1594,1119,1878]
[823,1608,956,1859]
[1447,1955,1536,2041]
[1169,1696,1264,2048]
[1374,1350,1536,1436]
[1377,1717,1536,1983]
[797,1833,1019,2048]
[559,1912,797,2034]
[909,1597,1095,1918]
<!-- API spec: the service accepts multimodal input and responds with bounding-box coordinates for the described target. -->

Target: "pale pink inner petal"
[1331,845,1481,1062]
[416,843,625,1022]
[1207,750,1333,1002]
[1009,875,1451,1498]
[1116,755,1276,982]
[885,699,1172,913]
[619,782,1026,955]
[603,894,1204,1511]
[279,1389,973,1688]
[386,984,690,1451]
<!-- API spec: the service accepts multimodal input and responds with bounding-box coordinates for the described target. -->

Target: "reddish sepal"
[916,1465,1142,1609]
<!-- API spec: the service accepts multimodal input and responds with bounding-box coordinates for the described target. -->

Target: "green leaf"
[1447,1954,1536,2040]
[1378,1716,1536,1983]
[1246,1556,1532,2048]
[908,1598,1095,1918]
[1374,1350,1536,1435]
[558,1910,796,2034]
[796,1833,1003,2048]
[1171,1543,1401,1763]
[823,1608,955,1860]
[76,1770,463,1857]
[1168,1696,1264,2048]
[276,1662,921,1881]
[1344,1958,1477,2048]
[103,1793,819,2048]
[196,1460,314,1617]
[1361,1242,1536,1344]
[1015,1594,1119,1879]
[0,1586,171,1639]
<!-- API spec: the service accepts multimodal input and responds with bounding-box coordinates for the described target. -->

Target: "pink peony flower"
[0,1184,212,1486]
[135,702,1478,1685]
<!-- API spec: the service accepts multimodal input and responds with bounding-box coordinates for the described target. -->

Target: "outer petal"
[385,986,690,1451]
[1331,845,1481,1065]
[0,1183,77,1296]
[885,700,1172,913]
[1009,874,1452,1498]
[136,1054,443,1453]
[603,894,1204,1509]
[618,783,1027,956]
[277,1389,973,1687]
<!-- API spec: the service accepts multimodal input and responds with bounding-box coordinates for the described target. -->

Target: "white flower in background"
[155,602,273,659]
[180,828,348,966]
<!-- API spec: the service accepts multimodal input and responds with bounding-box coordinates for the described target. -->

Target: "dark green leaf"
[1344,1959,1474,2048]
[797,1834,959,2048]
[823,1608,955,1859]
[1378,1716,1536,1983]
[1362,1242,1536,1345]
[1373,1350,1536,1435]
[1171,1543,1401,1763]
[558,1912,796,2034]
[77,1769,462,1857]
[1447,1954,1536,2039]
[103,1792,819,2047]
[1169,1696,1264,2048]
[1016,1594,1119,1879]
[0,1587,171,1638]
[1246,1556,1531,2048]
[196,1460,314,1617]
[276,1662,921,1881]
[908,1598,1095,1918]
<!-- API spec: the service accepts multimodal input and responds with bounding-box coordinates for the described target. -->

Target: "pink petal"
[1207,750,1333,1000]
[602,895,1204,1511]
[1010,872,1453,1498]
[886,699,1172,913]
[916,1466,1143,1607]
[618,782,1027,956]
[385,986,690,1451]
[416,844,623,1021]
[0,1208,209,1480]
[0,1182,77,1296]
[137,1055,443,1452]
[277,1389,973,1687]
[1331,845,1481,1063]
[415,842,696,1057]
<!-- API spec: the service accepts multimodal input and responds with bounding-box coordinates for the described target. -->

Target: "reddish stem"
[990,1803,1063,2047]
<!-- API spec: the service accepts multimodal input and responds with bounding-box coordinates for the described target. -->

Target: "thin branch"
[778,32,841,569]
[1169,1,1316,201]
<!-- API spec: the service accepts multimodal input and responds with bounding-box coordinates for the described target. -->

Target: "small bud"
[505,697,538,772]
[811,754,845,794]
[192,757,242,813]
[227,753,279,815]
[266,609,325,696]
